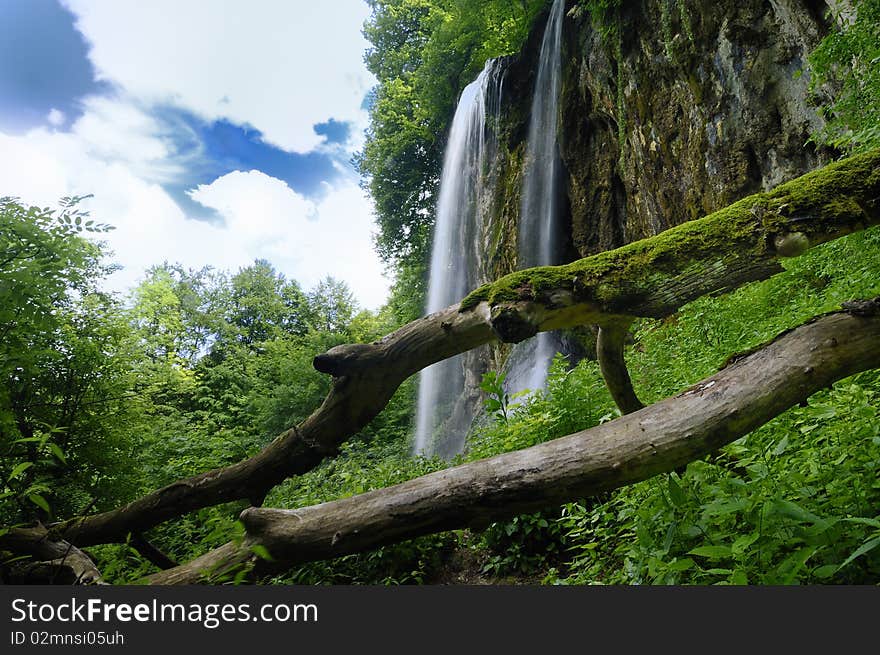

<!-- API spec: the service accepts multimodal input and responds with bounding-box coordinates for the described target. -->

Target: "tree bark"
[596,322,644,414]
[147,302,880,584]
[53,149,880,548]
[0,524,104,585]
[130,533,178,570]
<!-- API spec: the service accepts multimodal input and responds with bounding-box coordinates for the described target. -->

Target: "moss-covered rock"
[554,0,833,260]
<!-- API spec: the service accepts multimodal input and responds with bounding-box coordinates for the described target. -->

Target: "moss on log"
[49,149,880,549]
[460,149,880,324]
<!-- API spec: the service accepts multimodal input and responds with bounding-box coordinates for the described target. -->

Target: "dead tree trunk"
[0,524,104,585]
[146,302,880,584]
[52,149,880,548]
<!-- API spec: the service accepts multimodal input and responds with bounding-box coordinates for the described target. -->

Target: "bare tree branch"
[47,149,880,549]
[597,321,644,414]
[147,303,880,584]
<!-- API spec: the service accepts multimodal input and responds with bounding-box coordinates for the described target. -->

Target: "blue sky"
[0,0,106,132]
[0,0,388,308]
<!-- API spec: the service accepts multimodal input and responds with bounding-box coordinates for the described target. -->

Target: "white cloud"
[1,96,184,199]
[0,125,389,310]
[47,109,66,127]
[1,2,390,310]
[189,170,388,307]
[62,0,375,153]
[73,95,183,182]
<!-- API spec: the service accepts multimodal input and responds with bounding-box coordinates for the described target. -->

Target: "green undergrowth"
[543,226,880,585]
[471,228,880,584]
[264,425,451,584]
[491,225,880,585]
[270,225,880,585]
[267,1,880,586]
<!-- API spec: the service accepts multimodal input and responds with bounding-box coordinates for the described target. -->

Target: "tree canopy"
[357,0,546,278]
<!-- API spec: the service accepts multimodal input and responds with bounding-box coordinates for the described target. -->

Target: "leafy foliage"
[0,197,141,523]
[808,0,880,152]
[545,227,880,585]
[4,0,880,587]
[278,226,880,585]
[266,430,450,584]
[358,0,546,272]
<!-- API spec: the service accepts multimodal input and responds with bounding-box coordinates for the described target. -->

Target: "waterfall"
[414,59,504,458]
[505,0,566,396]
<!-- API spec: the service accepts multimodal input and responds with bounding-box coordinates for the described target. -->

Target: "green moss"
[582,0,624,40]
[459,148,880,313]
[677,0,695,44]
[764,149,880,231]
[660,0,675,61]
[685,72,703,105]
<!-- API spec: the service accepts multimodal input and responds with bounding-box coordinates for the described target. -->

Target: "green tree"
[808,0,880,152]
[223,260,309,347]
[358,0,546,273]
[130,267,187,363]
[0,198,140,522]
[306,276,358,334]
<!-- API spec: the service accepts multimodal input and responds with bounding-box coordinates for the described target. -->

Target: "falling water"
[505,0,566,396]
[414,59,505,458]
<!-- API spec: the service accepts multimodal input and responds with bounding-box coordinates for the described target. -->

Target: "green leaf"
[47,443,67,464]
[8,461,33,480]
[842,517,880,529]
[770,499,823,525]
[28,493,51,514]
[13,437,42,444]
[666,558,695,572]
[732,532,760,556]
[250,544,274,561]
[729,570,748,585]
[778,547,817,584]
[688,545,732,560]
[772,435,789,456]
[813,564,838,579]
[838,535,880,571]
[667,476,686,506]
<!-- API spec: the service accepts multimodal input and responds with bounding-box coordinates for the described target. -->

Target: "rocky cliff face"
[458,0,834,445]
[484,0,833,279]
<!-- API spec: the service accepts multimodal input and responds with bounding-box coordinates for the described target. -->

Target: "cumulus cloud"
[47,108,66,127]
[1,2,390,310]
[62,0,374,153]
[189,170,388,305]
[0,125,389,310]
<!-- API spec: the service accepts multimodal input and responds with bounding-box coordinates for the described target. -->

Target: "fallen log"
[147,300,880,584]
[0,524,104,585]
[54,149,880,548]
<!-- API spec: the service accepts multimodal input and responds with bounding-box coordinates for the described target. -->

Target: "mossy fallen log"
[460,149,879,329]
[146,301,880,584]
[50,149,880,549]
